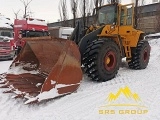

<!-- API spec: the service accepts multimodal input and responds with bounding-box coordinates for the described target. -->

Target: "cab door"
[119,3,134,27]
[118,3,139,47]
[118,3,134,36]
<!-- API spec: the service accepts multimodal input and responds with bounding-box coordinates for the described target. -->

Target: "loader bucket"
[0,36,82,103]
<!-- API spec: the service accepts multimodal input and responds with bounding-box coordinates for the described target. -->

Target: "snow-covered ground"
[0,38,160,120]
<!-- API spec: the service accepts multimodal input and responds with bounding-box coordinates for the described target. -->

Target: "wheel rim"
[104,51,116,71]
[143,48,148,62]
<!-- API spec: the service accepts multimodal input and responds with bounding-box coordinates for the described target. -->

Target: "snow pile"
[7,62,39,75]
[25,81,80,104]
[27,18,47,26]
[36,82,80,101]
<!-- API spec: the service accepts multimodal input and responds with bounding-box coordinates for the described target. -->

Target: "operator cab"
[97,3,134,26]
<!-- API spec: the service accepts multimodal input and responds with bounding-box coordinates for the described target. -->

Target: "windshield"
[21,30,49,38]
[98,5,117,25]
[0,30,13,38]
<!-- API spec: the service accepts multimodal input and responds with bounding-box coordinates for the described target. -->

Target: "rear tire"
[128,40,150,69]
[82,38,121,82]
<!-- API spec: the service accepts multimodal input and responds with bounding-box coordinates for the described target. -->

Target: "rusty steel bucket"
[0,36,82,104]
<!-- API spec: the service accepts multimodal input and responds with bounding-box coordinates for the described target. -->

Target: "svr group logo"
[99,86,148,115]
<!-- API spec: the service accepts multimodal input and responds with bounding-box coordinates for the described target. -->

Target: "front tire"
[128,40,150,69]
[82,38,121,82]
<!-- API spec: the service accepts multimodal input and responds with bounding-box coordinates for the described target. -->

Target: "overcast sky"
[0,0,153,23]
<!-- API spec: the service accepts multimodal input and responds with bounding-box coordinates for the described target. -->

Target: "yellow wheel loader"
[71,3,150,81]
[0,3,150,104]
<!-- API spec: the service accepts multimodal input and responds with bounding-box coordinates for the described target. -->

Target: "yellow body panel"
[95,3,144,59]
[99,25,144,47]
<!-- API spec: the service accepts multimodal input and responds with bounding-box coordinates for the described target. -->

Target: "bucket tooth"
[0,84,10,88]
[0,73,7,79]
[12,94,25,99]
[3,89,13,93]
[0,81,7,84]
[24,98,38,104]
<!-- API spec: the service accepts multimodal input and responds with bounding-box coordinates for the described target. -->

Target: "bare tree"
[78,0,86,27]
[13,9,21,19]
[106,0,121,4]
[70,0,79,27]
[78,0,94,27]
[20,0,33,18]
[77,0,122,27]
[134,0,139,28]
[59,0,69,26]
[27,10,34,18]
